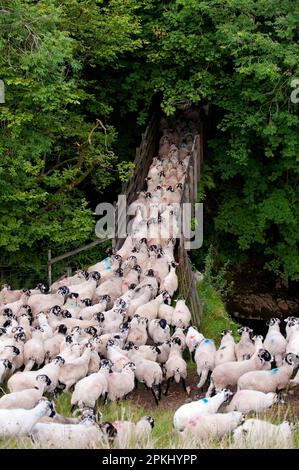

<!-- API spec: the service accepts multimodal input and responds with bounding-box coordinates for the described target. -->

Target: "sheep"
[186,326,204,360]
[156,341,171,364]
[43,324,68,362]
[134,292,166,322]
[158,302,174,324]
[160,262,178,296]
[125,284,153,319]
[0,344,20,364]
[106,340,130,372]
[173,388,233,431]
[93,269,123,304]
[27,288,67,315]
[107,362,136,402]
[0,285,24,304]
[215,330,236,366]
[164,337,188,395]
[50,271,87,292]
[30,418,115,449]
[206,349,272,396]
[194,337,216,389]
[148,319,170,344]
[171,328,186,350]
[238,353,299,392]
[79,296,110,321]
[235,327,255,361]
[129,350,163,405]
[0,399,55,437]
[138,269,159,296]
[171,299,191,329]
[7,356,65,393]
[125,343,160,362]
[113,416,154,448]
[285,317,299,341]
[126,316,148,347]
[253,334,264,351]
[58,344,93,391]
[286,328,299,356]
[67,275,99,301]
[23,328,45,371]
[263,317,287,366]
[233,419,294,449]
[0,359,13,383]
[227,390,280,414]
[180,411,244,443]
[0,374,51,409]
[71,359,111,411]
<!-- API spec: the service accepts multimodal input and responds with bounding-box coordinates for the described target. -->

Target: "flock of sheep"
[0,114,298,448]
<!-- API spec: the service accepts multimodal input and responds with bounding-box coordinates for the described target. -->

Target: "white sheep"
[71,359,111,411]
[164,338,188,395]
[7,356,65,393]
[238,353,299,392]
[180,411,244,443]
[233,419,294,449]
[195,337,216,389]
[206,349,272,396]
[0,399,55,437]
[226,390,279,413]
[30,418,114,449]
[215,330,236,366]
[23,328,45,371]
[235,327,255,361]
[186,326,204,360]
[171,299,191,329]
[107,362,136,402]
[58,344,93,391]
[0,375,51,409]
[148,318,170,344]
[173,388,233,431]
[129,350,163,405]
[263,318,287,366]
[113,416,154,448]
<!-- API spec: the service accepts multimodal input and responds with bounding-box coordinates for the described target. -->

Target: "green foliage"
[197,279,240,346]
[0,0,141,280]
[121,0,299,280]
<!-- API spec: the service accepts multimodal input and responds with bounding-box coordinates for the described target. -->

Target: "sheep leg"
[206,379,214,397]
[164,378,171,396]
[150,387,159,406]
[191,350,195,362]
[103,392,108,404]
[135,378,139,389]
[71,404,76,413]
[181,377,187,393]
[158,383,162,401]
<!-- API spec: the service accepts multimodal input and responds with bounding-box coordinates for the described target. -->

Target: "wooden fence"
[177,128,204,326]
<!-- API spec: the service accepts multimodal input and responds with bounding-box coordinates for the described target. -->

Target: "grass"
[197,278,240,346]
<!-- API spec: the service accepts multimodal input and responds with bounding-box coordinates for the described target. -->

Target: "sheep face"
[267,317,280,326]
[36,374,52,387]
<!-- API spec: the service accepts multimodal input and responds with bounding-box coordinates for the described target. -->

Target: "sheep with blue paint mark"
[238,352,299,392]
[173,388,233,431]
[194,337,216,389]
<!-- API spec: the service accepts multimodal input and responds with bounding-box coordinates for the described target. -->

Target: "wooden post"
[48,249,52,287]
[66,266,72,277]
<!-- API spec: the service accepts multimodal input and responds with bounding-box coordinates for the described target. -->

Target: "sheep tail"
[197,368,209,389]
[174,368,181,383]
